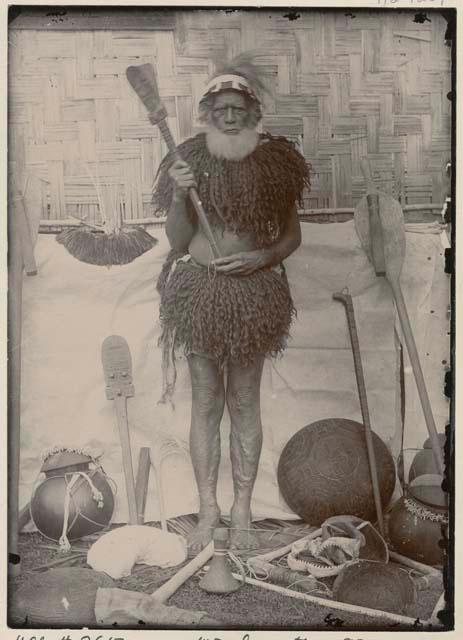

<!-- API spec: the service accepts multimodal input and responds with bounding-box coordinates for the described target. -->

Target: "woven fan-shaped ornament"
[10,568,114,627]
[56,177,157,266]
[56,225,157,267]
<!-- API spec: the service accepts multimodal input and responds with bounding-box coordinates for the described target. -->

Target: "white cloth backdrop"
[19,221,449,524]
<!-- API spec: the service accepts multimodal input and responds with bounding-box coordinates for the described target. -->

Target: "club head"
[126,63,161,113]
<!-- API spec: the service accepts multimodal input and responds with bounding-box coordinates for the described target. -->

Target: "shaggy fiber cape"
[152,132,311,248]
[152,133,311,399]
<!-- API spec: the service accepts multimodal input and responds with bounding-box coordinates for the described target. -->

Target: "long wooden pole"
[333,291,386,536]
[125,63,222,259]
[8,202,23,576]
[359,158,444,478]
[230,572,430,626]
[156,118,222,259]
[389,283,445,476]
[134,447,151,525]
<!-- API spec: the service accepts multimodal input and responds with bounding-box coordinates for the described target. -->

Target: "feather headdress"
[201,52,272,105]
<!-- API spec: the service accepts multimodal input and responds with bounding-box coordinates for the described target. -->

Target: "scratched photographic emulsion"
[6,4,455,636]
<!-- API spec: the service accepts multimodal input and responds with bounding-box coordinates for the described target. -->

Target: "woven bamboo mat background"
[8,9,451,224]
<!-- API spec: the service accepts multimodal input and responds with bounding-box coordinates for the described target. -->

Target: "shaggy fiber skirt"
[157,255,295,401]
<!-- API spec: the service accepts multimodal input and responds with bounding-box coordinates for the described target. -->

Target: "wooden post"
[8,167,38,575]
[8,197,23,576]
[135,447,151,524]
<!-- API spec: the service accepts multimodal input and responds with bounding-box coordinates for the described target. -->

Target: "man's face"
[210,90,251,135]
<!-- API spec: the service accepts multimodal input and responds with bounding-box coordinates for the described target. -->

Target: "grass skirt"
[157,257,295,401]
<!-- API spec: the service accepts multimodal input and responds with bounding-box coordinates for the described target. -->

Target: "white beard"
[206,127,259,161]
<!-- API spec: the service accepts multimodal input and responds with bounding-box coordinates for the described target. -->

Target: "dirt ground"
[8,525,447,632]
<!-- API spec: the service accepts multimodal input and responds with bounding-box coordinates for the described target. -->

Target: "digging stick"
[151,541,214,603]
[101,336,138,525]
[126,63,222,259]
[355,158,444,477]
[333,290,385,536]
[150,455,167,532]
[135,447,151,525]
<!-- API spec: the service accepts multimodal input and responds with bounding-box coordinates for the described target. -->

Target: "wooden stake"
[150,454,168,532]
[135,447,151,525]
[333,290,386,537]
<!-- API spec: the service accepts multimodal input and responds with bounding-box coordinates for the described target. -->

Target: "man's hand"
[168,160,196,196]
[212,250,270,275]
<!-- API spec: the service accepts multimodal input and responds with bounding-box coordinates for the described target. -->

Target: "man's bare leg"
[187,354,225,555]
[226,355,265,550]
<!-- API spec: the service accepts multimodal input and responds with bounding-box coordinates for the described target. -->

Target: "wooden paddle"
[101,335,138,524]
[333,289,385,537]
[126,63,222,259]
[354,159,444,477]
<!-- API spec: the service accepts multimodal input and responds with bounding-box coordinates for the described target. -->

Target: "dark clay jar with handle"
[387,474,448,566]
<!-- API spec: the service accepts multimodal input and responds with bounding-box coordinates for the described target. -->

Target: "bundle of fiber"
[10,568,114,627]
[56,226,157,267]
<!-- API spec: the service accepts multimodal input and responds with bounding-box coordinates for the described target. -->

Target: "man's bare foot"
[229,502,260,551]
[187,509,221,556]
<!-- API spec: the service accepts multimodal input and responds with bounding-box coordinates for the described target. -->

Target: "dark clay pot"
[388,478,448,566]
[31,453,115,542]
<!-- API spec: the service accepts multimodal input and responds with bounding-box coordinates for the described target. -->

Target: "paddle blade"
[354,193,406,281]
[126,63,163,115]
[101,335,135,400]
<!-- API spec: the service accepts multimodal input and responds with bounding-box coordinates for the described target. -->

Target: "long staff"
[126,63,222,259]
[8,168,38,575]
[333,289,385,536]
[354,158,444,477]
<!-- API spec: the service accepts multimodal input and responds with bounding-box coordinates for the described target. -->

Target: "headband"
[201,73,260,103]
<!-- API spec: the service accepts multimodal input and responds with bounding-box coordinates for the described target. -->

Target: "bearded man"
[153,56,311,554]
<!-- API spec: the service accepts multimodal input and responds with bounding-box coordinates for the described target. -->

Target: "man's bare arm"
[262,203,302,266]
[212,205,301,274]
[164,160,197,252]
[165,190,196,253]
